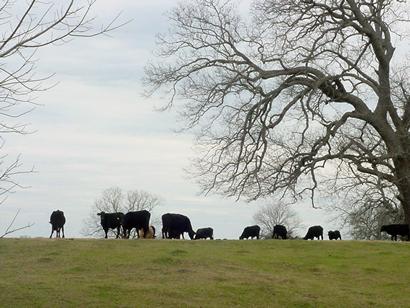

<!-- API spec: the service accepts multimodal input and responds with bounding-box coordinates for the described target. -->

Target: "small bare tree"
[145,0,410,224]
[0,0,123,237]
[253,201,302,238]
[82,187,161,238]
[332,181,403,239]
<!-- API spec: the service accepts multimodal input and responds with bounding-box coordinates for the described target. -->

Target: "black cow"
[49,210,66,239]
[161,213,195,240]
[380,224,410,241]
[328,230,342,240]
[97,212,124,239]
[122,210,151,239]
[272,225,287,239]
[304,225,323,240]
[194,227,214,240]
[239,225,260,240]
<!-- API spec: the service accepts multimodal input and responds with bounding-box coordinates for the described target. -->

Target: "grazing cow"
[272,225,287,239]
[122,210,151,239]
[49,210,66,239]
[328,230,342,240]
[97,212,124,239]
[138,225,156,239]
[161,213,196,240]
[194,227,214,240]
[380,224,410,241]
[304,225,323,240]
[239,225,260,240]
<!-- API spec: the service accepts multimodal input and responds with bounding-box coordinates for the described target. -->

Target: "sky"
[1,0,335,239]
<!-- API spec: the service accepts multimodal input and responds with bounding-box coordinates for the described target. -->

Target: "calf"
[49,210,66,238]
[97,212,124,239]
[138,225,156,239]
[272,225,287,239]
[194,227,214,240]
[122,210,151,239]
[304,225,323,240]
[162,213,196,240]
[328,230,342,240]
[380,224,410,241]
[239,225,260,240]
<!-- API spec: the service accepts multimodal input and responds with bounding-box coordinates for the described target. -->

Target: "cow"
[239,225,260,240]
[138,225,156,239]
[97,212,124,239]
[194,227,214,240]
[49,210,66,239]
[122,210,151,239]
[272,225,287,239]
[304,225,323,240]
[380,224,410,241]
[328,230,342,240]
[161,213,195,240]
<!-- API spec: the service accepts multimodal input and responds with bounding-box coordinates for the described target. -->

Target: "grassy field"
[0,239,409,307]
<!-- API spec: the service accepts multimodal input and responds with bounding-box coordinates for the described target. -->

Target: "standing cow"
[304,225,323,240]
[97,212,124,239]
[328,230,342,240]
[380,224,410,241]
[161,213,196,240]
[194,227,214,240]
[122,210,151,239]
[239,225,260,240]
[272,225,287,239]
[49,210,66,238]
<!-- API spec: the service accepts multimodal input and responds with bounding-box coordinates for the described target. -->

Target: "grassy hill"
[0,238,409,307]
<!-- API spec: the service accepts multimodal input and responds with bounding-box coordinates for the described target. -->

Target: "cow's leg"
[49,228,54,239]
[116,226,120,239]
[181,233,185,240]
[62,226,65,238]
[104,228,108,239]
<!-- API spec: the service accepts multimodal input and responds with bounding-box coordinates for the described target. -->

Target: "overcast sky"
[1,0,334,239]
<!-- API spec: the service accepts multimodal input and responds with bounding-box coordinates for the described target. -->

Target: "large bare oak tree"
[145,0,410,223]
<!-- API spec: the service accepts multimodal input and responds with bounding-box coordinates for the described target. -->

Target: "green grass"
[0,239,409,307]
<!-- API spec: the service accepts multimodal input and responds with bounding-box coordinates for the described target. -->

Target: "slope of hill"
[0,238,409,307]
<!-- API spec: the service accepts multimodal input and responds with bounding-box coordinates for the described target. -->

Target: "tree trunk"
[394,157,410,224]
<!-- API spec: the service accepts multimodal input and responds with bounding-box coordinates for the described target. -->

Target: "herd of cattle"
[49,210,410,241]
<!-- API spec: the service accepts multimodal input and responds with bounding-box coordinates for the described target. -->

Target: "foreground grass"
[0,239,409,307]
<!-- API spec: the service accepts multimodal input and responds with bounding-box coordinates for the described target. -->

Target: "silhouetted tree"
[0,0,123,237]
[82,187,161,238]
[253,201,302,238]
[145,0,410,224]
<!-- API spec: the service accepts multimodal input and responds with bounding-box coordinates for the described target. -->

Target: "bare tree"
[0,1,123,236]
[126,190,160,212]
[332,181,403,239]
[82,187,161,238]
[145,0,410,223]
[253,201,302,238]
[0,208,34,238]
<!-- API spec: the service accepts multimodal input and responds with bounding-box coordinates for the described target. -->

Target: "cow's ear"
[97,213,101,216]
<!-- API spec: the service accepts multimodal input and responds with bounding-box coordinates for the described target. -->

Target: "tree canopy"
[145,0,410,224]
